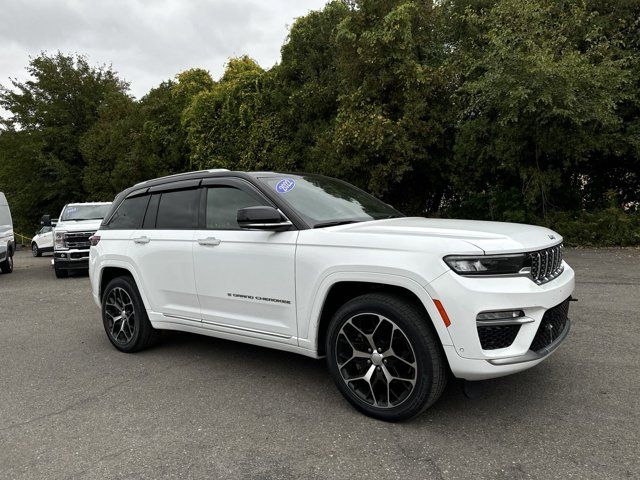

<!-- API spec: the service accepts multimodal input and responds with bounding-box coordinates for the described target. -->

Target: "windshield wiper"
[313,220,362,229]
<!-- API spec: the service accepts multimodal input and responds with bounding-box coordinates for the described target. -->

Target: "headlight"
[54,231,67,250]
[444,254,529,276]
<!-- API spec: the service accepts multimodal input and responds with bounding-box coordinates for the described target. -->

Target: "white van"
[0,192,15,274]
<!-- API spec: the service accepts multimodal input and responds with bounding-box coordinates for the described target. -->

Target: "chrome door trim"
[162,314,291,339]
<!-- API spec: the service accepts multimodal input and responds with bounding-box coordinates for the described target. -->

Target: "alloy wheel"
[335,313,418,408]
[104,287,136,345]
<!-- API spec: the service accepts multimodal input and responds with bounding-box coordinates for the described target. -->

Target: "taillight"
[89,235,101,246]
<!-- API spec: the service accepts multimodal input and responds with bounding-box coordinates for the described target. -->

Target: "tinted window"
[108,196,149,229]
[206,186,266,230]
[143,194,160,229]
[156,189,199,229]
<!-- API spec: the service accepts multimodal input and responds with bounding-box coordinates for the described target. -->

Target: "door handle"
[197,237,221,246]
[133,236,150,244]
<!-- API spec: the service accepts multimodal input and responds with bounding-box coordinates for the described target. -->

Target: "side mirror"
[237,206,292,231]
[41,214,52,227]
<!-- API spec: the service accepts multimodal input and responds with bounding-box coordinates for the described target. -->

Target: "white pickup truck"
[42,202,111,278]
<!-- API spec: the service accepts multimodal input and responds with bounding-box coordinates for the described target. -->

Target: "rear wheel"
[32,243,41,257]
[326,293,447,421]
[0,252,13,274]
[102,276,157,353]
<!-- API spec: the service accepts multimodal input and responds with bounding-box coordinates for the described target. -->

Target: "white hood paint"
[54,219,103,233]
[333,217,562,254]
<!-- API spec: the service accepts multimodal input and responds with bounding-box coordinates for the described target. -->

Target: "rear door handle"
[198,237,221,246]
[133,236,150,244]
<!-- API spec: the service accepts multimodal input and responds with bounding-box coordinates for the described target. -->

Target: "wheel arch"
[311,274,453,357]
[98,263,151,310]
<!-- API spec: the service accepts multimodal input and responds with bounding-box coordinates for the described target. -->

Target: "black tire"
[326,293,447,421]
[32,243,41,257]
[102,275,157,353]
[54,267,68,278]
[0,252,13,274]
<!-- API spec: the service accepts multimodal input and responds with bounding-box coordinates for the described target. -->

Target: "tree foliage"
[1,1,639,244]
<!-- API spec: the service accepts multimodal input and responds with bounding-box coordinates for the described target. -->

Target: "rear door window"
[142,194,160,229]
[156,189,199,229]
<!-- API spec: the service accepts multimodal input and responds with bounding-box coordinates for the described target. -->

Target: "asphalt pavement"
[0,248,638,479]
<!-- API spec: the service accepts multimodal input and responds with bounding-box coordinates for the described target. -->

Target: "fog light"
[476,310,524,321]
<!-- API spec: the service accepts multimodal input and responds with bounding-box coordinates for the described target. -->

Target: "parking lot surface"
[0,248,638,479]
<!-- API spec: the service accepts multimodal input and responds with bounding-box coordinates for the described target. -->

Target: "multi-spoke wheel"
[101,276,157,353]
[327,293,447,421]
[104,287,137,345]
[336,314,417,408]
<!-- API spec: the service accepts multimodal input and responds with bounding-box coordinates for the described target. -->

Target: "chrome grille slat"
[529,243,564,285]
[63,231,95,250]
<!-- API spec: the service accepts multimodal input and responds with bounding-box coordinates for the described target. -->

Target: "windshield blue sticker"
[275,178,296,193]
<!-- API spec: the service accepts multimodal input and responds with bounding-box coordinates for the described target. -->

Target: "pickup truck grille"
[529,244,564,284]
[64,231,94,250]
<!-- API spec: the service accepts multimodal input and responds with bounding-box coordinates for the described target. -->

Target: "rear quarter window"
[107,196,150,229]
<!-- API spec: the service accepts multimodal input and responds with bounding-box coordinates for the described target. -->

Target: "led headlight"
[444,254,529,276]
[54,231,67,250]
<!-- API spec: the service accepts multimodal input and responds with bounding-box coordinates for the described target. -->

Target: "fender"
[298,270,455,354]
[95,259,153,311]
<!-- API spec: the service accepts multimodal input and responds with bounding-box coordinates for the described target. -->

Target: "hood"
[333,217,562,254]
[54,219,103,233]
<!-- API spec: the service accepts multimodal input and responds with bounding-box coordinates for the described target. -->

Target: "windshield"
[258,174,403,227]
[61,204,111,221]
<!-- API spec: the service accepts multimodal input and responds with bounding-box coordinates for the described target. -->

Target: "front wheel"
[54,267,68,278]
[326,293,447,421]
[32,243,41,257]
[102,276,157,353]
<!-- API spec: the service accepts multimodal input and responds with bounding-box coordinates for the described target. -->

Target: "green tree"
[182,56,292,171]
[450,0,635,220]
[0,52,128,223]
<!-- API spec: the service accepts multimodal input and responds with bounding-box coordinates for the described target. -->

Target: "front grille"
[529,243,564,284]
[64,231,94,249]
[530,298,570,352]
[478,324,521,350]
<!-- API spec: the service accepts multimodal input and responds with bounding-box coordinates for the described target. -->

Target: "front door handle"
[133,236,150,244]
[198,237,221,246]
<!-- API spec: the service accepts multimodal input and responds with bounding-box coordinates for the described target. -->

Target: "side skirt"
[149,312,320,359]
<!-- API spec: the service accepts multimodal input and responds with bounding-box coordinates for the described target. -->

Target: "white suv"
[31,226,53,257]
[90,170,574,420]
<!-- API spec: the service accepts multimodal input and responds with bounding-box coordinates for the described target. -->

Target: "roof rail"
[134,169,230,187]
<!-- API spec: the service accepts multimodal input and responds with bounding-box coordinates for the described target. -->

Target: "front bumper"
[54,250,90,270]
[430,262,574,380]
